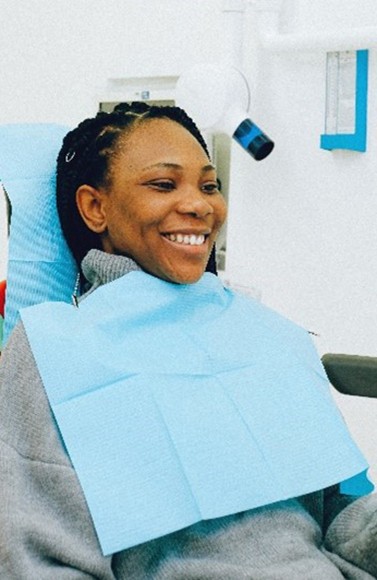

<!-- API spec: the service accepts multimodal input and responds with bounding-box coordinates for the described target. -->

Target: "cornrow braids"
[56,101,216,273]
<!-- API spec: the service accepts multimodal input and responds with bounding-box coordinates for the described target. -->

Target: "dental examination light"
[176,64,274,161]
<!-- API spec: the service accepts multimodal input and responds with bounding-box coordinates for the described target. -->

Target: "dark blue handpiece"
[233,118,274,161]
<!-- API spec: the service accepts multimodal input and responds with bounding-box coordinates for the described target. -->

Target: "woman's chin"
[155,264,207,285]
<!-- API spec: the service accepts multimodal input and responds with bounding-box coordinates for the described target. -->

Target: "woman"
[0,102,376,578]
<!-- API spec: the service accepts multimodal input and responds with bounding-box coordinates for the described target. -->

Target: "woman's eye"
[148,180,175,191]
[202,182,220,194]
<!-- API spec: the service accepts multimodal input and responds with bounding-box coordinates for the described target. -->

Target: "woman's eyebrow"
[201,163,217,173]
[142,162,217,173]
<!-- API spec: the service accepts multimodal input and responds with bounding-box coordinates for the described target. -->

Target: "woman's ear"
[76,185,107,234]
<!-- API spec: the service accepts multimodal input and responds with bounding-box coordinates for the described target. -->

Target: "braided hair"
[56,101,217,273]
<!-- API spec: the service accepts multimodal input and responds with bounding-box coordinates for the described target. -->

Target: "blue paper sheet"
[21,271,369,556]
[0,124,78,345]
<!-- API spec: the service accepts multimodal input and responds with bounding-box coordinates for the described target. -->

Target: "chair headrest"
[0,123,78,346]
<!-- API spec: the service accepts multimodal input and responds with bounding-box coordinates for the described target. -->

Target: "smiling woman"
[56,102,224,282]
[73,117,226,284]
[0,102,377,578]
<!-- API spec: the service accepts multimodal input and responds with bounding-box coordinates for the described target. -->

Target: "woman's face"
[81,118,227,284]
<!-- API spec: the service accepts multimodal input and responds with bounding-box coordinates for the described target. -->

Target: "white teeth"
[165,233,206,245]
[191,235,205,245]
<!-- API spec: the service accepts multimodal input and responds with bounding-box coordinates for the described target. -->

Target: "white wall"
[0,0,224,126]
[226,0,377,357]
[225,0,377,483]
[0,0,376,482]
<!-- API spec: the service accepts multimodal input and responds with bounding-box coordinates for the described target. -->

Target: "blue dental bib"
[21,271,368,555]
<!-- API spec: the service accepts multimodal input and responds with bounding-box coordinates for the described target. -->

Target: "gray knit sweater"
[0,250,376,579]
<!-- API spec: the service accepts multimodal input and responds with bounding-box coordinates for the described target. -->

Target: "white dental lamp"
[175,63,274,161]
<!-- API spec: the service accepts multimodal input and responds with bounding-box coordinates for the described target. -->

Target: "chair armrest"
[321,354,377,398]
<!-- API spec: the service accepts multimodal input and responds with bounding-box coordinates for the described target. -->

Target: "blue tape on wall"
[320,50,368,152]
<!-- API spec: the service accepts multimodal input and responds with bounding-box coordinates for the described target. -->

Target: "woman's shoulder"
[0,322,71,466]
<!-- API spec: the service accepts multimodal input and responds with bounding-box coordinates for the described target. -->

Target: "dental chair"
[1,122,376,404]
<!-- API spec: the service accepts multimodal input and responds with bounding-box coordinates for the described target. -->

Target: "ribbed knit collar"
[81,249,142,296]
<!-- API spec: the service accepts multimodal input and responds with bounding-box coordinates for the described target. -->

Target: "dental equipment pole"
[221,0,246,67]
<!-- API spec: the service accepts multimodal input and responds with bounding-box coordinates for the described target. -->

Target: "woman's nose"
[176,188,214,218]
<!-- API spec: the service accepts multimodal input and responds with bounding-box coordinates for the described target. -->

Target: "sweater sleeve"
[0,323,116,579]
[324,492,377,577]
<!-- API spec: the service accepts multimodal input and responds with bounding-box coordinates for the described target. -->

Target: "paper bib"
[21,271,368,555]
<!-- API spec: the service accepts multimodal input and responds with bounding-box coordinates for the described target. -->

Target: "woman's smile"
[162,232,207,246]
